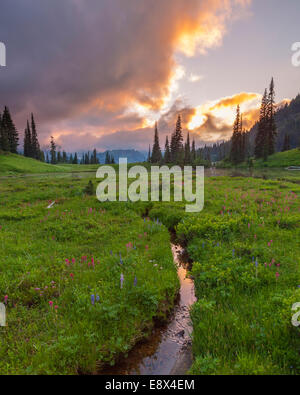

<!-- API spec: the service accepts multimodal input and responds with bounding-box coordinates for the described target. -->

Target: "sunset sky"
[0,0,299,152]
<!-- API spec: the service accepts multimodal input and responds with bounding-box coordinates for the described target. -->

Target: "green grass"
[254,148,300,168]
[0,151,100,175]
[217,148,300,169]
[1,167,300,375]
[148,176,300,375]
[0,176,178,374]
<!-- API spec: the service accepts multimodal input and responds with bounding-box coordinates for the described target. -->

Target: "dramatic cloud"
[0,0,252,151]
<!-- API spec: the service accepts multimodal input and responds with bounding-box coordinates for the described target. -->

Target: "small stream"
[99,243,197,375]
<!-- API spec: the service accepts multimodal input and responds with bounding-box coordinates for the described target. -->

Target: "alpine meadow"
[0,0,300,380]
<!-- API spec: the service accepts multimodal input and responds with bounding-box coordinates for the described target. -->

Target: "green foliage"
[83,180,94,196]
[0,176,179,374]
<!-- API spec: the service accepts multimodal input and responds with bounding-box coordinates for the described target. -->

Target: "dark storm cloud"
[0,0,250,150]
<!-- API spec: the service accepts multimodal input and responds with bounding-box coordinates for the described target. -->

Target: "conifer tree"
[23,121,32,157]
[184,132,191,164]
[151,122,162,163]
[147,145,151,163]
[170,114,184,163]
[62,151,67,163]
[73,152,78,164]
[91,149,98,164]
[31,114,40,159]
[57,151,62,163]
[50,136,57,164]
[0,107,13,152]
[230,105,242,164]
[191,139,196,163]
[1,107,19,153]
[164,136,171,163]
[267,78,277,155]
[255,89,268,159]
[105,151,111,164]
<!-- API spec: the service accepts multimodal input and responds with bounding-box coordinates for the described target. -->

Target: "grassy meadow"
[0,158,300,375]
[148,176,300,374]
[0,175,179,374]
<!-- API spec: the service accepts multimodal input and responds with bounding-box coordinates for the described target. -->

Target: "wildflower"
[35,288,40,291]
[96,295,100,302]
[72,258,76,264]
[255,260,259,268]
[49,301,53,308]
[4,295,8,304]
[70,273,74,279]
[145,245,149,250]
[276,272,280,278]
[120,274,124,289]
[54,305,58,310]
[91,295,95,305]
[134,276,137,287]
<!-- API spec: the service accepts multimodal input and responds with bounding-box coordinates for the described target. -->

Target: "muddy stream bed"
[99,242,197,375]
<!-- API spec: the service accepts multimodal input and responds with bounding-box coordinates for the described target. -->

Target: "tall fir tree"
[151,122,162,163]
[230,105,243,164]
[105,151,111,164]
[191,139,196,163]
[23,120,32,157]
[267,77,277,155]
[2,107,19,153]
[255,89,268,159]
[147,145,151,163]
[91,149,98,164]
[164,136,171,163]
[62,151,67,163]
[50,136,57,164]
[184,132,191,164]
[170,114,184,163]
[0,107,14,152]
[73,152,78,164]
[57,151,62,163]
[30,114,40,160]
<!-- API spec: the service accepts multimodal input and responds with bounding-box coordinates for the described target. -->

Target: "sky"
[0,0,299,152]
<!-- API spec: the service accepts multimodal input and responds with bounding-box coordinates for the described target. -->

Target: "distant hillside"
[253,148,300,168]
[0,151,64,174]
[96,149,146,164]
[247,94,300,151]
[0,152,98,175]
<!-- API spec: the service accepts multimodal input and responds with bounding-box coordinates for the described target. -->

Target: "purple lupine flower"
[120,274,124,289]
[91,295,95,305]
[96,295,100,302]
[134,276,137,287]
[255,260,258,268]
[232,249,235,257]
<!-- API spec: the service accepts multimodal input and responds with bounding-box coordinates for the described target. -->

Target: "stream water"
[99,243,197,375]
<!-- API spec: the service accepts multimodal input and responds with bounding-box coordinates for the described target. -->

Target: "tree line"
[148,115,211,166]
[229,78,279,164]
